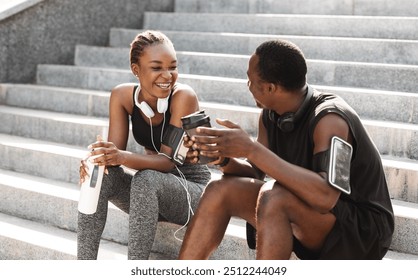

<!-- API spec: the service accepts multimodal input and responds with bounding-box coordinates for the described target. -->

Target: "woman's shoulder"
[169,83,200,122]
[112,82,137,94]
[171,82,197,99]
[110,83,137,112]
[110,83,137,102]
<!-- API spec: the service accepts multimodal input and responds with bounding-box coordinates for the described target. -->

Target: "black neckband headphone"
[268,84,313,133]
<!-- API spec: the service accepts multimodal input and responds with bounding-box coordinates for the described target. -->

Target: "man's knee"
[257,181,294,216]
[201,178,228,202]
[200,177,242,208]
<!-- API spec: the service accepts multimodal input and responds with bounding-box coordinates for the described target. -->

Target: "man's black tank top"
[130,85,173,151]
[261,89,394,223]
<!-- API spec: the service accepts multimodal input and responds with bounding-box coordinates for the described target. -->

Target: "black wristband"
[216,157,230,167]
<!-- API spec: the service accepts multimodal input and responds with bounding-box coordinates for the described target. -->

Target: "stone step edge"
[2,103,418,132]
[1,167,418,255]
[0,212,127,260]
[145,11,418,20]
[3,82,418,106]
[110,27,418,44]
[34,62,418,95]
[2,126,418,207]
[31,64,418,98]
[172,0,418,17]
[3,84,418,134]
[75,44,418,69]
[1,132,418,187]
[0,205,416,260]
[0,168,252,260]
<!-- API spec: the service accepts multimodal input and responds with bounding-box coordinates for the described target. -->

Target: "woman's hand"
[78,135,125,185]
[79,155,90,185]
[87,137,126,167]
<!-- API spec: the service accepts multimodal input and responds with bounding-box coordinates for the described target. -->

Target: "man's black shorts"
[246,198,393,259]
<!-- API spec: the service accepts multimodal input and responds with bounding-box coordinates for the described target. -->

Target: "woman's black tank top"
[130,85,173,151]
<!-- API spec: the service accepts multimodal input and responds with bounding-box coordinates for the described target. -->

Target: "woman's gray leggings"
[77,165,211,259]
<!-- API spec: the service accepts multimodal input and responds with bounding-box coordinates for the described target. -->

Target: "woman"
[78,30,211,259]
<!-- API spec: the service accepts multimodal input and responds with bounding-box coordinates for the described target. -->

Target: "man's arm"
[219,114,267,180]
[195,113,350,213]
[245,113,350,213]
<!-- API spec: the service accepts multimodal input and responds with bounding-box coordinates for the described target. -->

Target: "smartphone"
[172,132,188,165]
[328,136,352,194]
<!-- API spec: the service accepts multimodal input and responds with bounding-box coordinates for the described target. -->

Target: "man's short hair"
[255,39,307,91]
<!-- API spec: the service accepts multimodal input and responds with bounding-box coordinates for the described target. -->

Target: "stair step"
[1,208,416,260]
[2,84,418,158]
[174,0,418,17]
[383,157,418,203]
[384,249,418,260]
[0,105,142,153]
[73,46,418,93]
[1,168,417,258]
[1,116,418,199]
[5,80,418,126]
[0,133,85,183]
[36,64,134,92]
[0,83,110,116]
[37,60,418,98]
[0,105,108,147]
[391,200,418,255]
[2,0,418,261]
[0,168,128,245]
[0,212,127,260]
[0,169,253,259]
[144,12,418,40]
[110,28,418,65]
[0,102,418,163]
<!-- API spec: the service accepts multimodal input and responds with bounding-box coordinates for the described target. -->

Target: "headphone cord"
[147,115,193,242]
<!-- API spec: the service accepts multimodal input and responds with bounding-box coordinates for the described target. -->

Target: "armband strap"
[312,149,329,174]
[162,124,185,152]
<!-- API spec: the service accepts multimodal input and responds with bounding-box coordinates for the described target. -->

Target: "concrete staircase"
[1,0,418,260]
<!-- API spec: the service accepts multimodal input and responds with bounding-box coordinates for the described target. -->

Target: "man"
[178,39,394,260]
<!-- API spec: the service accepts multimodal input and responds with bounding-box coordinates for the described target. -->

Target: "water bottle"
[78,132,106,214]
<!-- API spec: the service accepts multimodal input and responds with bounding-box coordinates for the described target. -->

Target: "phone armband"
[162,124,188,165]
[312,136,353,194]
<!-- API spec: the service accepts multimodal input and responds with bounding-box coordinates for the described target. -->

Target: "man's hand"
[192,119,255,159]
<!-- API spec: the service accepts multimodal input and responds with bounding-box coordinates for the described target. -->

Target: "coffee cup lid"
[181,110,210,129]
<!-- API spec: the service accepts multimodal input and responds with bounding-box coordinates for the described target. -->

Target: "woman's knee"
[131,169,162,193]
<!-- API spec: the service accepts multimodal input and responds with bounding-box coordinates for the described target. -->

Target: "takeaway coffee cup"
[181,110,216,164]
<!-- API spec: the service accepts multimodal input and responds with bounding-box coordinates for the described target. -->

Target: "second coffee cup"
[181,110,216,164]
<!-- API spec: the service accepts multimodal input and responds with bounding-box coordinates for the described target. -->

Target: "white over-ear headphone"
[134,85,169,118]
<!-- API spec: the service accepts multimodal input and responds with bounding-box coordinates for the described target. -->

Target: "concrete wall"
[0,0,174,84]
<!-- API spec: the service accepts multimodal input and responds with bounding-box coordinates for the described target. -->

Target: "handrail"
[0,0,44,22]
